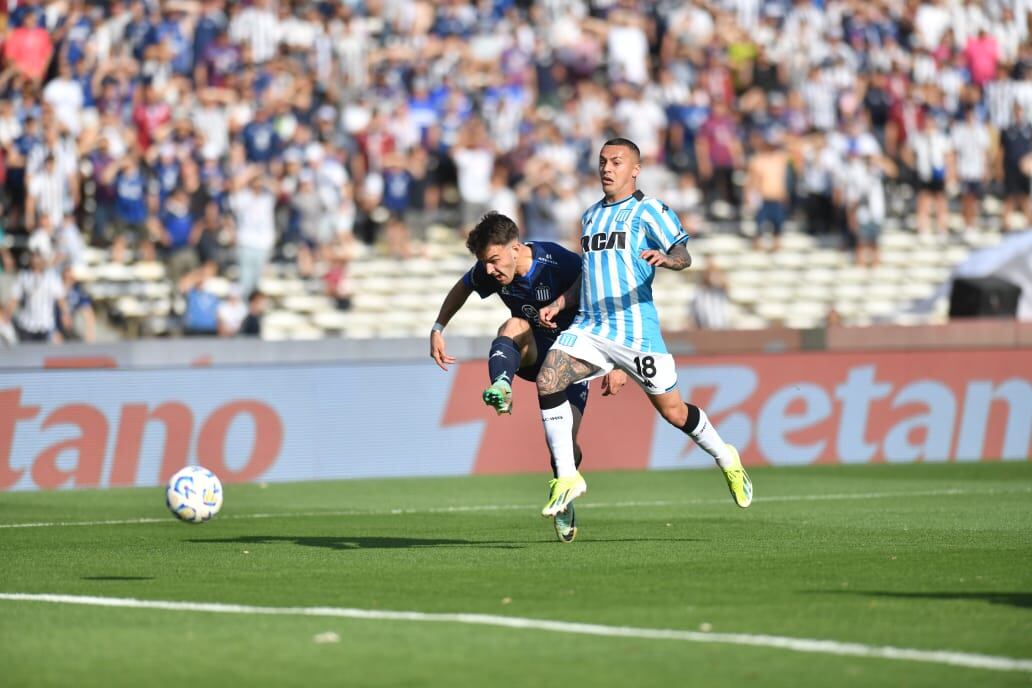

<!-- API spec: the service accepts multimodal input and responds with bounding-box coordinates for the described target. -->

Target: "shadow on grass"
[812,590,1032,609]
[185,535,523,551]
[566,538,707,544]
[82,576,155,581]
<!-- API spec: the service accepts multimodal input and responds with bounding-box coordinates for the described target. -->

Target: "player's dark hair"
[602,137,641,161]
[466,211,519,256]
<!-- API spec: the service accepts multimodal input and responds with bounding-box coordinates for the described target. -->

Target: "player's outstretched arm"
[640,243,692,271]
[430,278,474,371]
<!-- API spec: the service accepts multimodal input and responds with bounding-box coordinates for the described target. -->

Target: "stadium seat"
[731,268,764,286]
[282,295,334,314]
[256,278,289,298]
[806,250,849,268]
[728,284,761,304]
[132,262,167,281]
[755,301,789,321]
[795,283,832,303]
[731,313,769,329]
[867,282,900,300]
[95,264,133,282]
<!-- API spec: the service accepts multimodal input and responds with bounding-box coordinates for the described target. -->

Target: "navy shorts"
[1004,165,1030,197]
[918,177,945,193]
[961,180,984,196]
[756,200,786,236]
[517,327,589,414]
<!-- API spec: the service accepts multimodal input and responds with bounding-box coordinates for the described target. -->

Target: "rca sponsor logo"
[580,231,627,253]
[0,389,284,490]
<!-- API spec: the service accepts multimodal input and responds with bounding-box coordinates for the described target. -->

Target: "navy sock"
[488,336,520,385]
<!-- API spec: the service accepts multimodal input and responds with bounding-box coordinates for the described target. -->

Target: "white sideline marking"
[0,592,1029,673]
[1,486,1028,530]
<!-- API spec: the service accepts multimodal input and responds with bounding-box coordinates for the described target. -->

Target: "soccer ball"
[166,466,223,523]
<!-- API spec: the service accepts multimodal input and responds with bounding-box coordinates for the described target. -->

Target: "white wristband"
[431,322,445,334]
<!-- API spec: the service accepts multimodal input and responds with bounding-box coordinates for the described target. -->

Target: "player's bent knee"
[661,406,686,427]
[498,317,531,338]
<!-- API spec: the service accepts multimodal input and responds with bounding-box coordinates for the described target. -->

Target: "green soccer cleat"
[722,444,753,508]
[482,378,513,415]
[542,472,587,517]
[553,503,578,543]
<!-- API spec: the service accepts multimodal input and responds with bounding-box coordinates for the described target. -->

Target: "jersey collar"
[602,189,645,207]
[522,242,543,281]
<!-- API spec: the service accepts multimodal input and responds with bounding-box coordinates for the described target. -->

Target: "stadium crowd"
[0,0,1031,344]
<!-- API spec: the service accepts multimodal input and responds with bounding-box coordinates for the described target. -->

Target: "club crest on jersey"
[521,304,541,325]
[535,286,551,301]
[581,231,628,253]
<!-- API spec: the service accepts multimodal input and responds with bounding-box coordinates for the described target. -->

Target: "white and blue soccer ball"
[166,466,223,523]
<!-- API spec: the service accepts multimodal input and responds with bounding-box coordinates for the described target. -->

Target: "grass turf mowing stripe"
[1,486,1028,530]
[2,593,1030,674]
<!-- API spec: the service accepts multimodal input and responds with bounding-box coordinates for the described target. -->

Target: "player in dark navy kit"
[431,212,625,542]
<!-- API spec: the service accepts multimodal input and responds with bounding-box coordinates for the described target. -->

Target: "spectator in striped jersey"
[999,103,1032,230]
[25,154,70,230]
[690,264,731,330]
[951,106,993,234]
[8,248,68,343]
[0,207,13,311]
[229,0,278,65]
[843,147,894,267]
[906,112,954,239]
[0,207,14,338]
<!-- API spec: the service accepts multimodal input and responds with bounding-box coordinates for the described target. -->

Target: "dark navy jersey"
[463,241,581,332]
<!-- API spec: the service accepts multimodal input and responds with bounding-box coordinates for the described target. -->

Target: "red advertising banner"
[448,350,1032,474]
[0,349,1028,491]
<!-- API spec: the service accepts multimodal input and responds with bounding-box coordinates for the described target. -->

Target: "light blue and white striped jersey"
[572,190,689,353]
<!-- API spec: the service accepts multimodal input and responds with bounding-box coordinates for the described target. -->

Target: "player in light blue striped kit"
[536,138,753,520]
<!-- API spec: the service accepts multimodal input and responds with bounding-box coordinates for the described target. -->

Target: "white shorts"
[549,329,678,395]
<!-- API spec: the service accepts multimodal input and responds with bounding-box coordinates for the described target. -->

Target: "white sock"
[689,408,735,470]
[541,400,577,477]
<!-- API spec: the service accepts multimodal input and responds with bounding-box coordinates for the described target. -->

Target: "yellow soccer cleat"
[482,378,513,415]
[542,472,587,517]
[722,444,753,508]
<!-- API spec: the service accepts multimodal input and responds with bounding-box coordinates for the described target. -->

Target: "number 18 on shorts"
[552,329,678,394]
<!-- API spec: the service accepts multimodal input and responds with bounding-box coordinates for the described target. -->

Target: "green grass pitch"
[1,462,1031,687]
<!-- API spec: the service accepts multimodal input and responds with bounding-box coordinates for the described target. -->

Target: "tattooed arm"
[640,242,692,271]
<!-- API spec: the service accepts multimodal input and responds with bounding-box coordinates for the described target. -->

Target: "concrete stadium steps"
[75,219,1011,341]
